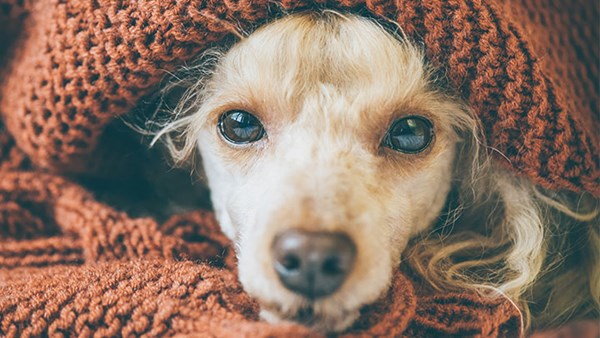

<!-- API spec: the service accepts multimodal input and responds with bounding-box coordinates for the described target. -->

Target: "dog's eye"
[383,116,433,153]
[218,110,265,144]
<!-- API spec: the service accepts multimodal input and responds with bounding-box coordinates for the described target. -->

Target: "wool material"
[0,171,520,337]
[0,0,597,194]
[0,0,598,337]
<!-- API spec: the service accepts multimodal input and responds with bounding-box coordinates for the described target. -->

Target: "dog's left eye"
[383,116,434,153]
[218,110,265,144]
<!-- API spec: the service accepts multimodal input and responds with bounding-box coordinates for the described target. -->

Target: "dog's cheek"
[196,134,244,239]
[404,150,455,237]
[374,149,455,267]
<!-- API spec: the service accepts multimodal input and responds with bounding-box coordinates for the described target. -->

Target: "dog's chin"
[259,302,361,332]
[237,250,395,332]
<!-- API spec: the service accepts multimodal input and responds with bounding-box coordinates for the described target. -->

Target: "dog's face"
[189,13,469,331]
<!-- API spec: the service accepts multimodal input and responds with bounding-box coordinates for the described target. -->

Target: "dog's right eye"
[218,110,265,144]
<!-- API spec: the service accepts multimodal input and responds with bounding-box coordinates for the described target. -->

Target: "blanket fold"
[0,168,520,337]
[0,0,598,337]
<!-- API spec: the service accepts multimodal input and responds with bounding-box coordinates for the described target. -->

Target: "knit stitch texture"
[0,0,598,337]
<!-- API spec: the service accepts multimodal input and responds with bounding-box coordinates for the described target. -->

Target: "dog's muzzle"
[271,229,356,299]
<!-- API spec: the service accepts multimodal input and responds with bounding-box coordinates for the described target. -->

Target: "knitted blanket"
[0,0,597,337]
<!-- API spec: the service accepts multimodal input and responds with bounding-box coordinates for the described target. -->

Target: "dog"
[150,10,599,333]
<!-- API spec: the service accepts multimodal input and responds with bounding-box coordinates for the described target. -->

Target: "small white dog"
[153,11,599,333]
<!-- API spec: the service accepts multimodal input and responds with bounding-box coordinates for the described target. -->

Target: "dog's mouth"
[261,300,318,324]
[260,298,362,332]
[291,306,317,326]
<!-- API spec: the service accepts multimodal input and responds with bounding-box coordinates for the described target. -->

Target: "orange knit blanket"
[0,0,597,337]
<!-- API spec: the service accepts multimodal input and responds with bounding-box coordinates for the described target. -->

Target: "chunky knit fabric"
[0,172,521,337]
[0,0,598,337]
[0,0,598,194]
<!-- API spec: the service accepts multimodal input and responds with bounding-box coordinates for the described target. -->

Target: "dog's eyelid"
[204,94,263,121]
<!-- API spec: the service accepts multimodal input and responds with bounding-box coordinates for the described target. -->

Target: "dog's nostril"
[280,254,301,271]
[272,229,356,299]
[322,257,342,275]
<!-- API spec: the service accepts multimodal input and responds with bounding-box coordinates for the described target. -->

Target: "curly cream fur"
[150,11,599,333]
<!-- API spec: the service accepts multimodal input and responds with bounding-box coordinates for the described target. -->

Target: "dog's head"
[168,12,476,331]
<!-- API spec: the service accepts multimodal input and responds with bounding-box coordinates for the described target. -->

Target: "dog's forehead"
[214,13,428,129]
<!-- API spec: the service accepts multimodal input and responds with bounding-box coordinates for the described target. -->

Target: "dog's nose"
[272,229,356,299]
